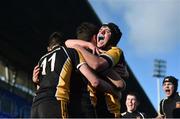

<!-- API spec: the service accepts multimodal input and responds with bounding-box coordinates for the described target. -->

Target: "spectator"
[121,92,146,118]
[158,76,180,118]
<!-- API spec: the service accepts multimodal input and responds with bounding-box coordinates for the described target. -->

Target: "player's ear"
[90,35,96,45]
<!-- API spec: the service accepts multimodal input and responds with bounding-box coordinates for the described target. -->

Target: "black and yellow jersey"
[99,47,125,69]
[35,46,85,102]
[91,47,126,117]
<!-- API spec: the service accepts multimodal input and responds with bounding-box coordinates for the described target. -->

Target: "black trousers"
[31,97,62,118]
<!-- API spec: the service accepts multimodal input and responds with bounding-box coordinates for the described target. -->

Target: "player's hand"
[115,63,129,79]
[95,47,100,55]
[32,65,40,84]
[86,43,98,54]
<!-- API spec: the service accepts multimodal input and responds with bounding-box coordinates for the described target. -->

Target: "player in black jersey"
[31,32,118,118]
[68,22,99,118]
[121,92,146,118]
[158,76,180,118]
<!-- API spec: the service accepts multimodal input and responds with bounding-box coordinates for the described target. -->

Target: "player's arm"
[70,48,118,95]
[114,63,129,79]
[65,39,100,54]
[78,63,119,96]
[72,44,109,72]
[66,40,110,71]
[65,39,91,49]
[32,65,40,90]
[103,62,129,90]
[105,69,126,90]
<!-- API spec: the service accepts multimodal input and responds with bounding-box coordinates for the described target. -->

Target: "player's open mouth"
[165,89,170,93]
[98,34,104,41]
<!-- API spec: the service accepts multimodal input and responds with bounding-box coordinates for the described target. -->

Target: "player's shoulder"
[160,98,168,107]
[39,46,61,61]
[63,47,78,54]
[109,47,123,53]
[160,98,167,102]
[138,111,146,118]
[111,46,121,50]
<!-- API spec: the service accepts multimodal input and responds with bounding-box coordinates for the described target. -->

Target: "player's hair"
[127,92,139,102]
[102,22,122,46]
[76,22,99,41]
[48,32,65,48]
[163,76,178,92]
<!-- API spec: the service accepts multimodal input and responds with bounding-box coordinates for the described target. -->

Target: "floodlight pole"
[157,77,160,112]
[153,59,166,112]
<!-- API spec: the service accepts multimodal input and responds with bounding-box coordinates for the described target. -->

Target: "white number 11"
[40,53,56,75]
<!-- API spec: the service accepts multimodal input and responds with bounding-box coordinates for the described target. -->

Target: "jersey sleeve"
[100,47,122,68]
[66,48,86,69]
[76,50,87,69]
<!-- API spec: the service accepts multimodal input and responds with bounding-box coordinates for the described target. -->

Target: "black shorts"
[69,93,96,118]
[31,97,68,118]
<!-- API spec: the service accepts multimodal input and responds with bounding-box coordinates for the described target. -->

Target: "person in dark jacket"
[158,76,180,118]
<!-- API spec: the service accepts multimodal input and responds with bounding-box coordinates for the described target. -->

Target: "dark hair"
[102,22,122,46]
[163,76,178,92]
[48,32,65,48]
[76,22,98,41]
[127,92,139,102]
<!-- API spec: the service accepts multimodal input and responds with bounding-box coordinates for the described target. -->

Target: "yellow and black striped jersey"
[99,47,125,69]
[35,46,85,102]
[100,46,128,80]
